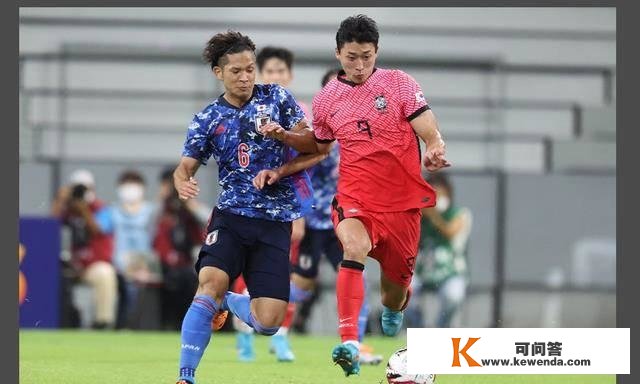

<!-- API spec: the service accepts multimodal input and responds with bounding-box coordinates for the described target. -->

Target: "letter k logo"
[451,337,482,367]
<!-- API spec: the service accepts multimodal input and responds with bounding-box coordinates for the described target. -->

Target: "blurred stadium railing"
[19,8,615,332]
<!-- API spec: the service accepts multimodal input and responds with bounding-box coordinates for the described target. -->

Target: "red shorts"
[331,197,421,287]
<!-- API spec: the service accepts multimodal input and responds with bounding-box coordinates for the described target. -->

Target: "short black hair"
[202,30,256,69]
[256,46,294,72]
[336,14,379,51]
[118,170,145,185]
[321,68,341,87]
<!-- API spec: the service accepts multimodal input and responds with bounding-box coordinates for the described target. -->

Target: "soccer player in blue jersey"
[172,31,318,384]
[230,45,314,363]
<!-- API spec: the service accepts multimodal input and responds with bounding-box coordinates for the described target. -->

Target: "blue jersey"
[96,202,156,273]
[182,84,313,222]
[305,143,340,230]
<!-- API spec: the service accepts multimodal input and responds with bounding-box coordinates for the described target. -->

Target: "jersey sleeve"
[396,70,430,122]
[311,91,335,142]
[276,86,306,130]
[181,112,215,165]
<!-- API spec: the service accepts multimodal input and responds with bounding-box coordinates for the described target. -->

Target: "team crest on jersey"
[374,95,387,113]
[205,230,219,245]
[255,110,272,135]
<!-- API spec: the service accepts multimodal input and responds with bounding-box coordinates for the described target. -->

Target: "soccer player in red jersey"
[261,14,450,376]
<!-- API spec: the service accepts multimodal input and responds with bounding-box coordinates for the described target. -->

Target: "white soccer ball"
[385,347,436,384]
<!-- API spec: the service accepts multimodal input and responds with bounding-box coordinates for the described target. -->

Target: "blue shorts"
[292,228,343,279]
[195,208,292,302]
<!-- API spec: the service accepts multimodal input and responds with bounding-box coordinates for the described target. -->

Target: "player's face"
[260,58,292,87]
[336,42,377,84]
[214,50,257,105]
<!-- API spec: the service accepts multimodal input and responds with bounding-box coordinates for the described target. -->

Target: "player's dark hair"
[118,170,145,185]
[336,14,379,51]
[256,46,294,72]
[321,68,341,87]
[427,173,453,200]
[202,30,256,69]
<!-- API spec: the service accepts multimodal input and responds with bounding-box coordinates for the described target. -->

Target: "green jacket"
[416,205,472,290]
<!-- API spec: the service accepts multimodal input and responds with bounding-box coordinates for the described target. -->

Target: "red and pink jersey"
[312,68,436,212]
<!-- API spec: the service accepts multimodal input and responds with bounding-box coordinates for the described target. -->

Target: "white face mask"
[435,195,450,212]
[118,183,144,204]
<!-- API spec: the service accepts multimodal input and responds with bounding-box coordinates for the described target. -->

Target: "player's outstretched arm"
[253,151,330,190]
[173,156,201,201]
[411,109,451,172]
[260,119,320,154]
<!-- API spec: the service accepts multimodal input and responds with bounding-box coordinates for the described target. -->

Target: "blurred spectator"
[153,167,206,330]
[409,173,473,328]
[96,170,160,329]
[52,169,117,329]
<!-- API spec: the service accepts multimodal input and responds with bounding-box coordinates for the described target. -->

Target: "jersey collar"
[217,86,258,109]
[336,68,378,87]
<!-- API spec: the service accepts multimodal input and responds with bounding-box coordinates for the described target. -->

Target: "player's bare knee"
[195,267,229,303]
[251,310,283,335]
[342,240,369,262]
[196,279,226,303]
[254,310,284,328]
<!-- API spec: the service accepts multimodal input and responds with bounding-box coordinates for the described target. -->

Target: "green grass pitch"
[20,330,615,384]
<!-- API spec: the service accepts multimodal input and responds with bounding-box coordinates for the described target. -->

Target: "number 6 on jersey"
[238,143,250,167]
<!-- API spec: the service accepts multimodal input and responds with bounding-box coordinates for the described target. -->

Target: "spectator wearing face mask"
[95,170,160,329]
[51,169,117,329]
[410,173,473,328]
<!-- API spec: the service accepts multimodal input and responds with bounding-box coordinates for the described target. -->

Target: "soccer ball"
[385,347,436,384]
